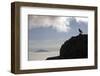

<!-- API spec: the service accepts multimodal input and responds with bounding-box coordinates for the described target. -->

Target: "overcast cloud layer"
[28,15,71,32]
[28,15,88,33]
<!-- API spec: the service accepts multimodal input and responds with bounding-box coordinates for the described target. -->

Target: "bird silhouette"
[78,28,83,34]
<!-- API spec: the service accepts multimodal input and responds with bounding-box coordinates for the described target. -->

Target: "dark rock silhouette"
[46,34,88,60]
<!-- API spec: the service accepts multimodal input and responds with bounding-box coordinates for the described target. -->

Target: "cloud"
[76,17,88,22]
[28,15,70,32]
[28,15,88,33]
[66,17,88,35]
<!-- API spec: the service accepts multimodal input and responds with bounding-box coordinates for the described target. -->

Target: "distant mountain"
[35,49,49,52]
[46,34,88,60]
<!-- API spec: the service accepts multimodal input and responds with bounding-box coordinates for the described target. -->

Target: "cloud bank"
[28,15,70,32]
[28,15,88,32]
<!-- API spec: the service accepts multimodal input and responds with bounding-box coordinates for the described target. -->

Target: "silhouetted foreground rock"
[47,34,88,60]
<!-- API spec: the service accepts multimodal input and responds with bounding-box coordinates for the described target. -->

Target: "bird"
[78,28,83,35]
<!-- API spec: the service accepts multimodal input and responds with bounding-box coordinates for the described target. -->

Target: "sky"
[28,15,88,53]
